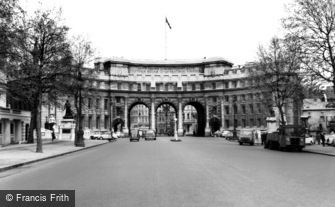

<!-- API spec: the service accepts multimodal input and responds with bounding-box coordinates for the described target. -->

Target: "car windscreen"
[240,131,252,136]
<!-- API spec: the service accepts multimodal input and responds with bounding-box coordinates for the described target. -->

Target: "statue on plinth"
[63,100,74,119]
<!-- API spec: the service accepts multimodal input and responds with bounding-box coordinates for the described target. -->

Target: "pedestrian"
[320,132,326,147]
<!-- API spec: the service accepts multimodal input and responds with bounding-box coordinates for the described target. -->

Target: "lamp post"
[171,115,181,142]
[233,95,237,140]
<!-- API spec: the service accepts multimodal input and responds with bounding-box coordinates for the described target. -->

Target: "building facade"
[0,73,31,146]
[40,57,301,137]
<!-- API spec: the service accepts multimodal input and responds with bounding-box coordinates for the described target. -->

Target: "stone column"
[220,97,225,130]
[205,98,211,136]
[150,98,156,131]
[4,119,11,145]
[15,120,22,143]
[123,97,129,136]
[178,99,184,136]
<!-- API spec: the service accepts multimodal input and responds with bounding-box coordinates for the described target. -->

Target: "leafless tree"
[251,37,304,126]
[284,0,335,92]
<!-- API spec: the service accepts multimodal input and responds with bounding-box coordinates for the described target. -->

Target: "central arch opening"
[156,103,176,136]
[183,102,205,136]
[129,103,150,130]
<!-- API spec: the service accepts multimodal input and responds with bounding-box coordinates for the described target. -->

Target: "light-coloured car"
[305,136,315,145]
[221,130,233,139]
[90,131,112,140]
[145,129,156,140]
[325,134,335,145]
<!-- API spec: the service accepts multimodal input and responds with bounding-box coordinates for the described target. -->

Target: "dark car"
[145,130,156,140]
[130,129,141,142]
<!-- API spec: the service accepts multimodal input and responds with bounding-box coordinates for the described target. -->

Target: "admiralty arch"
[73,57,269,137]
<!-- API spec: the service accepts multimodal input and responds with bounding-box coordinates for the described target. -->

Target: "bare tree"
[284,0,335,92]
[6,8,72,152]
[61,35,95,147]
[252,37,304,126]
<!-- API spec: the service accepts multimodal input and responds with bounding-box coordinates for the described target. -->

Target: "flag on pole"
[165,17,172,29]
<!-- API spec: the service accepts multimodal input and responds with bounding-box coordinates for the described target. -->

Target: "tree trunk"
[75,90,85,147]
[36,92,43,153]
[278,105,286,127]
[27,107,36,143]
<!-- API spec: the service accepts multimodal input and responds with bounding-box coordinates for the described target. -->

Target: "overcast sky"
[22,0,293,65]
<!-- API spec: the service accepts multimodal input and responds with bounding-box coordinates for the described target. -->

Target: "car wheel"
[239,142,242,145]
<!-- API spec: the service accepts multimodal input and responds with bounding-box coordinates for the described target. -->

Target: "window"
[137,83,142,91]
[225,120,230,128]
[225,82,229,89]
[212,82,216,90]
[165,84,169,91]
[117,83,121,90]
[88,98,92,109]
[241,94,246,101]
[225,106,230,114]
[0,122,2,134]
[249,93,253,100]
[104,99,108,110]
[200,83,204,90]
[88,116,92,129]
[96,116,100,129]
[213,97,217,103]
[234,119,238,127]
[240,80,245,87]
[250,118,254,126]
[10,123,14,134]
[249,104,254,113]
[225,96,229,102]
[242,119,246,127]
[233,81,237,88]
[116,107,122,116]
[257,118,262,127]
[233,104,238,114]
[257,103,261,113]
[104,116,109,129]
[183,84,187,91]
[192,84,196,91]
[146,84,150,91]
[96,98,100,109]
[242,105,246,114]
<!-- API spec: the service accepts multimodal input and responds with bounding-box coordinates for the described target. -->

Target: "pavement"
[0,139,109,172]
[0,137,334,173]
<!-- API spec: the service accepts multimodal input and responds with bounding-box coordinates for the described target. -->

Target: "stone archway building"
[81,57,270,136]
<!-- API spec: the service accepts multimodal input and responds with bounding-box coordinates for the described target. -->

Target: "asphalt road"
[0,137,334,207]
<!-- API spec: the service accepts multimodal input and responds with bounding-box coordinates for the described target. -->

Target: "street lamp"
[233,95,237,140]
[171,115,181,142]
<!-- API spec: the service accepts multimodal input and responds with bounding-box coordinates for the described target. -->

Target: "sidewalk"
[303,144,335,157]
[0,139,110,172]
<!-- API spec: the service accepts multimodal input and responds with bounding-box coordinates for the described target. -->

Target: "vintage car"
[90,130,113,141]
[305,135,315,145]
[238,129,255,145]
[130,129,140,142]
[325,133,335,146]
[145,129,156,141]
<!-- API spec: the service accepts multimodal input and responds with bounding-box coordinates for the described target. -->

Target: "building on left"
[0,72,31,146]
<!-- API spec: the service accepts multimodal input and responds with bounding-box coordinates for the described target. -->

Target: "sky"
[21,0,293,66]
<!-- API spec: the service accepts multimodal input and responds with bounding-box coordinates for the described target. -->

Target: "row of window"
[91,78,257,92]
[224,103,263,115]
[225,118,263,128]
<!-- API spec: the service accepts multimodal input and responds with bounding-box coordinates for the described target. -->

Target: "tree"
[252,37,304,126]
[59,35,95,147]
[6,8,72,152]
[284,0,335,93]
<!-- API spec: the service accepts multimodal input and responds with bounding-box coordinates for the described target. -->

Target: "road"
[0,137,334,207]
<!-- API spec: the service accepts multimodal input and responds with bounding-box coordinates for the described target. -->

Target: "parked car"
[130,129,140,142]
[238,129,255,145]
[115,131,125,138]
[305,135,315,145]
[325,133,335,146]
[145,129,156,140]
[221,130,233,139]
[137,129,146,139]
[90,130,112,140]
